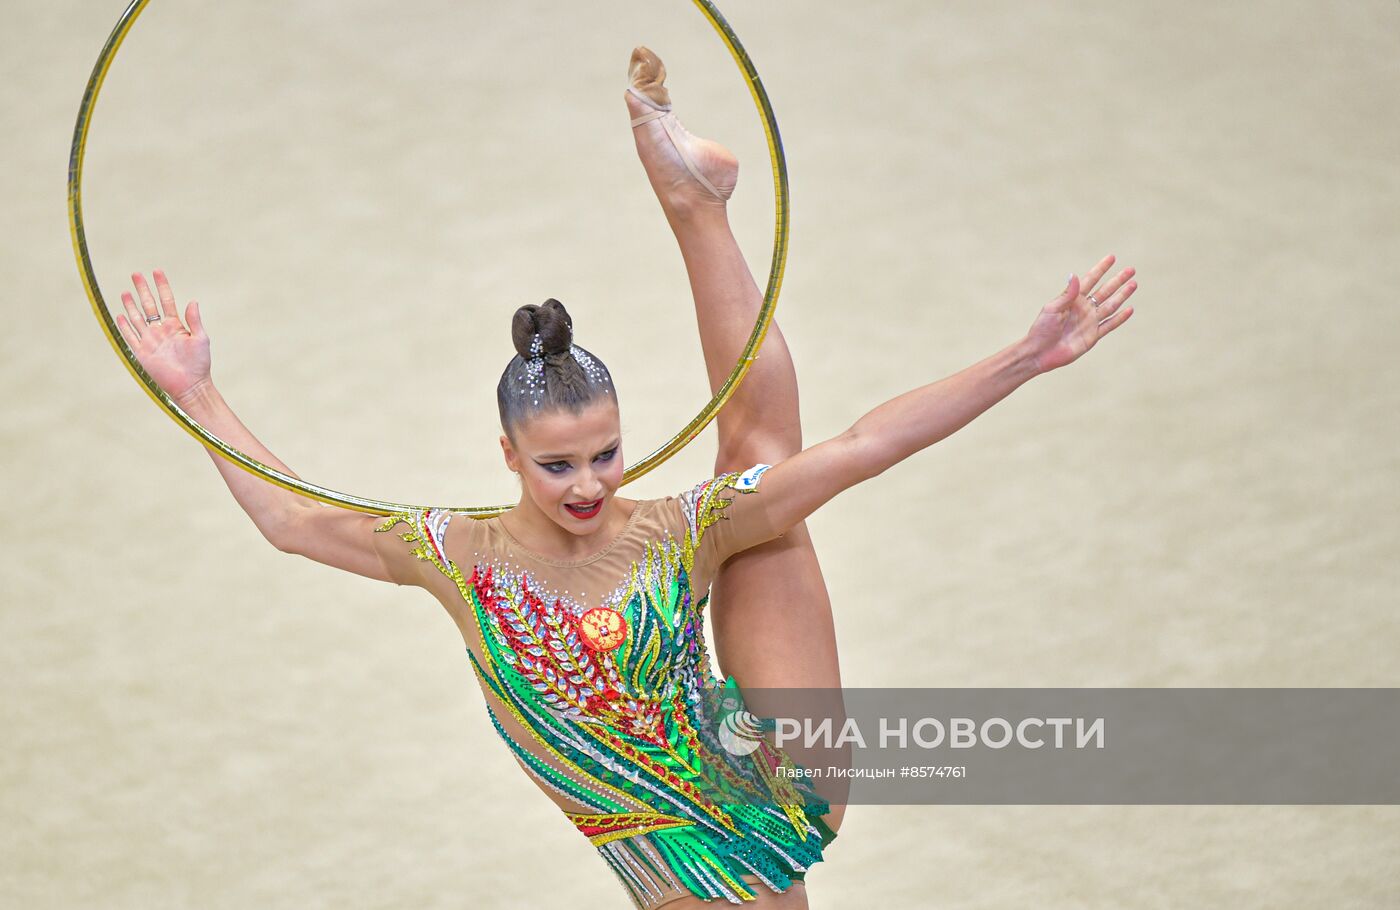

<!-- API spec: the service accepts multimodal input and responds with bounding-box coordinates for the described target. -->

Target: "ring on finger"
[1087,292,1100,307]
[144,313,162,323]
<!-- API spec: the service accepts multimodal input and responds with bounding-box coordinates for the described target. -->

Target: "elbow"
[264,512,302,555]
[841,428,890,483]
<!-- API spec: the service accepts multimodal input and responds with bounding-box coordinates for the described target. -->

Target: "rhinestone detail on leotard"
[373,467,831,906]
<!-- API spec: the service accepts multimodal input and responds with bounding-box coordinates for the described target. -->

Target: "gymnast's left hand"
[1023,253,1137,374]
[114,269,212,401]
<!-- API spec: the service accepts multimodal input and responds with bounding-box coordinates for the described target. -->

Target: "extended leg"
[660,199,843,692]
[626,48,846,832]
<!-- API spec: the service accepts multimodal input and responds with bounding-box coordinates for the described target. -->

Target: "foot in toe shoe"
[625,45,738,213]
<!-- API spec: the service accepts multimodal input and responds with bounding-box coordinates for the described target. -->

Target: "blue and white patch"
[734,463,773,492]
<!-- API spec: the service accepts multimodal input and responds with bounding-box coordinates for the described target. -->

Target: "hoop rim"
[69,0,788,517]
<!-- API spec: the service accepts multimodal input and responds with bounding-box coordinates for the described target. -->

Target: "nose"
[572,468,604,502]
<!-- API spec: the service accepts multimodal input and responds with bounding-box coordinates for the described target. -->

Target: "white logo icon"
[718,706,767,756]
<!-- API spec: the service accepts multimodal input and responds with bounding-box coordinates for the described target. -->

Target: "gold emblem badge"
[578,607,628,652]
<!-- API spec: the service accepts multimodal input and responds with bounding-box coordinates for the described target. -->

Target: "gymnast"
[113,47,1136,908]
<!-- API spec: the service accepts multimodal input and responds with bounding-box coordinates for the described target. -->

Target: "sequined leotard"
[371,464,836,907]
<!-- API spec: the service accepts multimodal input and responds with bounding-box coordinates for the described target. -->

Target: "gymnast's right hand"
[115,269,212,401]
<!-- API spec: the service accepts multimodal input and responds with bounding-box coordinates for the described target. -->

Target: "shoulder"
[642,463,774,550]
[638,464,776,590]
[372,507,490,584]
[677,463,773,540]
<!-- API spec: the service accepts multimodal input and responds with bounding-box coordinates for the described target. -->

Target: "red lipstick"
[565,498,602,520]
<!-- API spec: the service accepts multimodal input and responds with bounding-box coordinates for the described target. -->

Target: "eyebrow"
[536,440,620,461]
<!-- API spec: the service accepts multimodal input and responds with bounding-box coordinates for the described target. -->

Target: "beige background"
[4,1,1399,906]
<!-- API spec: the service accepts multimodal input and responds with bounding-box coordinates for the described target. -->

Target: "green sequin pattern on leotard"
[375,468,831,906]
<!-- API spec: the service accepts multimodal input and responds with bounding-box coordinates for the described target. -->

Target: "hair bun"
[511,298,575,360]
[497,298,613,434]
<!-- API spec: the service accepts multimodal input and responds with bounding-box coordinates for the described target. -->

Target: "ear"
[500,434,519,473]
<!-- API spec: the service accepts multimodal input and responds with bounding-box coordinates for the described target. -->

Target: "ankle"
[664,196,730,232]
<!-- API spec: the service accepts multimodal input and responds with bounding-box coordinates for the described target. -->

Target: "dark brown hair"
[496,298,614,439]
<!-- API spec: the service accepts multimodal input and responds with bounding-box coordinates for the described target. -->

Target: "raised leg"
[626,48,846,833]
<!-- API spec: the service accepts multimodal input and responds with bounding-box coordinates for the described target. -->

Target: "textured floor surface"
[3,1,1398,907]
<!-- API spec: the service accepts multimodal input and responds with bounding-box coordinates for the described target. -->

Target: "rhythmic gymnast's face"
[499,399,626,536]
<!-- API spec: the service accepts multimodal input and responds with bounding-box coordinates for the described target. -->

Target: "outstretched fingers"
[1077,252,1138,337]
[153,269,180,320]
[115,272,169,351]
[119,290,146,344]
[1095,277,1137,335]
[1082,253,1117,293]
[1082,254,1135,303]
[123,270,195,341]
[1094,272,1138,318]
[115,311,140,347]
[1097,303,1134,336]
[132,272,161,321]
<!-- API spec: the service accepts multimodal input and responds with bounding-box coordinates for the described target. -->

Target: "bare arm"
[173,381,391,581]
[744,256,1138,543]
[849,337,1041,476]
[117,271,394,583]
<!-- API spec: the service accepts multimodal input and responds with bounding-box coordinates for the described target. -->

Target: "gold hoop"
[69,0,788,517]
